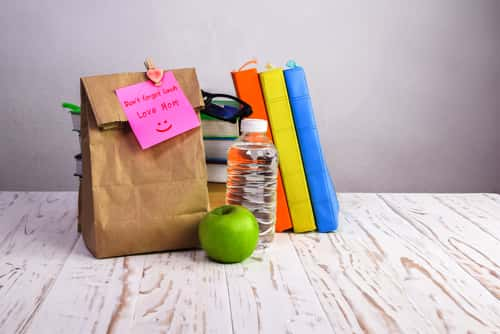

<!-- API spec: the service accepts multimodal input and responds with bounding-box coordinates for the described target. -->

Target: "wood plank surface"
[293,194,431,333]
[0,192,79,333]
[0,191,499,333]
[380,194,500,303]
[131,250,232,333]
[433,193,500,241]
[378,194,500,332]
[225,234,333,333]
[26,238,146,334]
[292,194,500,333]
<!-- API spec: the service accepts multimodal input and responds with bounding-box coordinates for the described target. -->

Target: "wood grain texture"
[26,238,146,334]
[132,250,232,333]
[377,194,500,332]
[291,194,432,333]
[225,234,333,333]
[292,194,500,333]
[0,192,79,333]
[1,191,499,333]
[433,193,500,242]
[380,194,500,303]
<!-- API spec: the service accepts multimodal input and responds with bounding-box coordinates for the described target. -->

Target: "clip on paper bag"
[79,63,209,258]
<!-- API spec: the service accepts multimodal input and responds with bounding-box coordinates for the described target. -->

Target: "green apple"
[198,205,259,263]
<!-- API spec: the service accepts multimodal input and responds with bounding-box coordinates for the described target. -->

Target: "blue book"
[283,62,339,232]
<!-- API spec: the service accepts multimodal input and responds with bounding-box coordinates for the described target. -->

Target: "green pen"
[62,102,80,114]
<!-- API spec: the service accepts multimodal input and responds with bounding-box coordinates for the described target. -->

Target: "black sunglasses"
[201,90,253,123]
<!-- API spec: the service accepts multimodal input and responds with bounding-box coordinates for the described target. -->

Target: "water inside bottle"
[226,134,278,248]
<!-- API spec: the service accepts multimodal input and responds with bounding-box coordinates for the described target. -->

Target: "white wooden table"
[0,192,499,333]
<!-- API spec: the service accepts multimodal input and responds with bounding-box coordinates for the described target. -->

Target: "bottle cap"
[241,119,267,133]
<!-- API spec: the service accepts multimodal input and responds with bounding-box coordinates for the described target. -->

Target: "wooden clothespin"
[144,58,164,86]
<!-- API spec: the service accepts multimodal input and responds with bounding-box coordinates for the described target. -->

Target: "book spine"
[284,66,339,232]
[207,164,228,183]
[203,139,234,161]
[258,68,316,233]
[231,68,293,232]
[206,157,227,164]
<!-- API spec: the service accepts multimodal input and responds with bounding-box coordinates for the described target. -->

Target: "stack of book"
[63,102,82,232]
[62,102,82,178]
[231,60,340,233]
[202,100,240,183]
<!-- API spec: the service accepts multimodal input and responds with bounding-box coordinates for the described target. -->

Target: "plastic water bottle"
[226,119,278,248]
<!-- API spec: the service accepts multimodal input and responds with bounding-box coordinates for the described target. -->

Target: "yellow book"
[259,67,316,232]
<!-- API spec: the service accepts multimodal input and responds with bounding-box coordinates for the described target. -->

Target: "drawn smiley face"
[156,120,173,133]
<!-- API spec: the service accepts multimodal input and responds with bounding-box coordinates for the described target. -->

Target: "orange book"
[232,62,293,232]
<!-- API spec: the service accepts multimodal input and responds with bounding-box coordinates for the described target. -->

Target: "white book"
[207,163,227,183]
[204,139,235,162]
[71,113,80,131]
[201,119,239,138]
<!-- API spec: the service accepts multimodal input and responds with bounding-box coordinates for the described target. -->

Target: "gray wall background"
[1,0,499,192]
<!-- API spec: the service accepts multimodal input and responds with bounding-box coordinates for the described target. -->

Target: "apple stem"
[221,206,234,215]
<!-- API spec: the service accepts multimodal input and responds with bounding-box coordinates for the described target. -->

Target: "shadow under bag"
[79,69,209,258]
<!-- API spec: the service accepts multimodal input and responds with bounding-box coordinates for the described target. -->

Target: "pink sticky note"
[115,71,200,149]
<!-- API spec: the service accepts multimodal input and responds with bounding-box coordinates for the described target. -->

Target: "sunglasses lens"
[203,104,239,123]
[201,91,252,123]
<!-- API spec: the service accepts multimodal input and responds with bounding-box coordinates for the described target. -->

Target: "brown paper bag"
[79,68,209,258]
